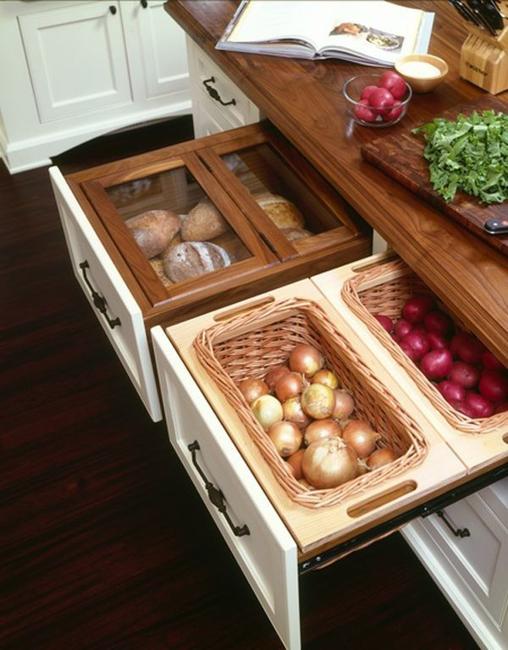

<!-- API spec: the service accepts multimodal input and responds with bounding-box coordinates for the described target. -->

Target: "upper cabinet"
[0,1,190,173]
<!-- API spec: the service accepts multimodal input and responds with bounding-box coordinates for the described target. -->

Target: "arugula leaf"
[413,110,508,204]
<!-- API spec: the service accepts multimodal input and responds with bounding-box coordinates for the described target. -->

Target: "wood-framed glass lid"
[80,152,274,308]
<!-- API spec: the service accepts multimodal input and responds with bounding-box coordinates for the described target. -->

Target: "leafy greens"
[413,110,508,204]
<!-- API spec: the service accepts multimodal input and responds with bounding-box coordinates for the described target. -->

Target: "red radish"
[379,71,407,100]
[438,380,466,404]
[382,101,403,122]
[448,362,479,389]
[394,319,412,340]
[354,98,377,122]
[479,370,508,403]
[493,402,508,414]
[374,314,393,333]
[481,351,505,371]
[450,332,485,364]
[360,85,379,101]
[420,349,453,380]
[427,331,448,350]
[399,339,420,362]
[399,331,430,361]
[402,295,434,323]
[424,310,453,335]
[367,87,395,112]
[464,392,494,418]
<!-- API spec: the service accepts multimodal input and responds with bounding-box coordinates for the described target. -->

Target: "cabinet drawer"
[50,166,161,421]
[151,326,300,650]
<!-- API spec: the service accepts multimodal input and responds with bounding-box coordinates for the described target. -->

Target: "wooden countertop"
[166,0,508,365]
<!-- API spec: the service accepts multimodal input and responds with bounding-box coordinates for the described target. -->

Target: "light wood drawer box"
[50,122,370,421]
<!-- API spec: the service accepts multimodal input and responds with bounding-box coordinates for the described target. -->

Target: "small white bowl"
[394,54,448,93]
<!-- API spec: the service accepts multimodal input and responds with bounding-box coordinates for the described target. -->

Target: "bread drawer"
[52,122,370,421]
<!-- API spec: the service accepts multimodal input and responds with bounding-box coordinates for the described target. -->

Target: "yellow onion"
[265,365,290,391]
[331,390,355,420]
[275,371,304,402]
[342,420,380,459]
[302,438,358,489]
[239,377,270,404]
[298,478,314,490]
[282,396,311,428]
[304,418,341,446]
[289,344,324,378]
[301,383,334,419]
[311,369,339,390]
[251,395,283,431]
[268,421,302,457]
[287,449,305,479]
[367,447,398,470]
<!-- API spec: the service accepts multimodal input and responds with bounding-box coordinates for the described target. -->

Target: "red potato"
[449,362,480,389]
[479,370,508,403]
[393,319,412,340]
[367,87,395,113]
[402,295,434,323]
[399,331,430,361]
[354,98,377,122]
[424,310,453,335]
[481,351,505,371]
[382,101,403,122]
[438,380,466,404]
[450,331,485,364]
[360,85,379,101]
[427,331,448,350]
[379,71,407,100]
[464,391,494,418]
[374,314,393,332]
[420,349,453,380]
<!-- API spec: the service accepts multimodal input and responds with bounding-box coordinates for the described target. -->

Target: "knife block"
[460,20,508,94]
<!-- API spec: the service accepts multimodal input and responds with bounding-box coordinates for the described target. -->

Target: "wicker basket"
[193,298,428,509]
[341,258,508,435]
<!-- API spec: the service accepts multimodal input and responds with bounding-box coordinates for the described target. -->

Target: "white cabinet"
[0,0,190,173]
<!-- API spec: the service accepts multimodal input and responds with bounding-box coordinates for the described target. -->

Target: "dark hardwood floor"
[0,116,479,650]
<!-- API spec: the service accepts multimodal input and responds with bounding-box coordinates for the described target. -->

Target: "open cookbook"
[216,0,435,66]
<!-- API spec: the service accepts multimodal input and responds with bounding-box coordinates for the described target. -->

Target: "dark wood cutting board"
[361,96,508,256]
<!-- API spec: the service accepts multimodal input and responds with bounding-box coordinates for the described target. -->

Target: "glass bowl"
[343,73,412,128]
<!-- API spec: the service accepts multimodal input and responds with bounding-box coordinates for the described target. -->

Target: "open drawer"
[311,253,508,474]
[50,122,370,421]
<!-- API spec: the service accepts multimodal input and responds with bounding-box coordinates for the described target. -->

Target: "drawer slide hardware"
[436,509,471,538]
[188,441,250,537]
[202,77,237,107]
[79,261,121,329]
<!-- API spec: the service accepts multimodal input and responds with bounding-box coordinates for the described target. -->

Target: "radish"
[479,370,508,403]
[450,332,485,364]
[427,331,448,350]
[464,391,494,418]
[400,331,430,361]
[393,319,412,340]
[448,362,479,389]
[379,71,407,100]
[374,314,393,333]
[420,349,453,380]
[438,380,466,404]
[402,295,434,323]
[481,351,505,371]
[424,310,453,335]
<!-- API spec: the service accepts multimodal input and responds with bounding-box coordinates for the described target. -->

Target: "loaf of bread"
[163,241,231,283]
[181,199,228,241]
[149,257,173,289]
[254,193,305,229]
[126,209,180,259]
[281,227,312,241]
[211,231,250,263]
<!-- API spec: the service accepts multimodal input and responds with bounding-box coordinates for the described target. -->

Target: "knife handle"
[484,218,508,234]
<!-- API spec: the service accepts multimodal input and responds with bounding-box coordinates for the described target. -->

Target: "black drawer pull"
[202,77,237,107]
[109,5,117,15]
[140,0,148,7]
[436,510,471,538]
[188,441,250,537]
[79,261,121,329]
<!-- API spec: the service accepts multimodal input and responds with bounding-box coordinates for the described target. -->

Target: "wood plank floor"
[0,117,479,650]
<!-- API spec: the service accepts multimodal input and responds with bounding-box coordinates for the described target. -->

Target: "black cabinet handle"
[140,0,148,7]
[436,510,471,538]
[109,5,117,15]
[79,261,121,329]
[188,441,250,537]
[202,77,237,107]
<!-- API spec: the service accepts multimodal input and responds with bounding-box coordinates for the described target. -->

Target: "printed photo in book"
[217,0,434,67]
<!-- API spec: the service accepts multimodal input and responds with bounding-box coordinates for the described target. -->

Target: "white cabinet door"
[18,2,132,123]
[121,0,189,103]
[152,326,300,650]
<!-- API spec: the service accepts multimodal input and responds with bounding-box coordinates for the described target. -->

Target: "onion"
[304,418,341,446]
[282,396,311,428]
[367,447,398,469]
[394,319,413,340]
[342,420,380,459]
[481,351,505,371]
[311,369,339,390]
[301,383,335,419]
[265,365,290,391]
[464,391,494,418]
[427,331,448,350]
[251,395,283,430]
[450,332,485,364]
[332,389,355,420]
[274,371,304,402]
[424,310,453,335]
[479,370,508,403]
[268,421,302,457]
[438,380,466,404]
[449,361,479,389]
[239,377,270,404]
[374,314,393,333]
[287,449,305,479]
[399,331,430,361]
[420,349,453,380]
[289,344,324,378]
[402,295,434,323]
[302,438,358,489]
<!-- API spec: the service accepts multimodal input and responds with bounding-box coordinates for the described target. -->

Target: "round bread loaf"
[149,257,173,289]
[281,227,312,241]
[254,193,305,229]
[126,209,180,259]
[181,199,228,241]
[211,231,250,262]
[163,241,231,283]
